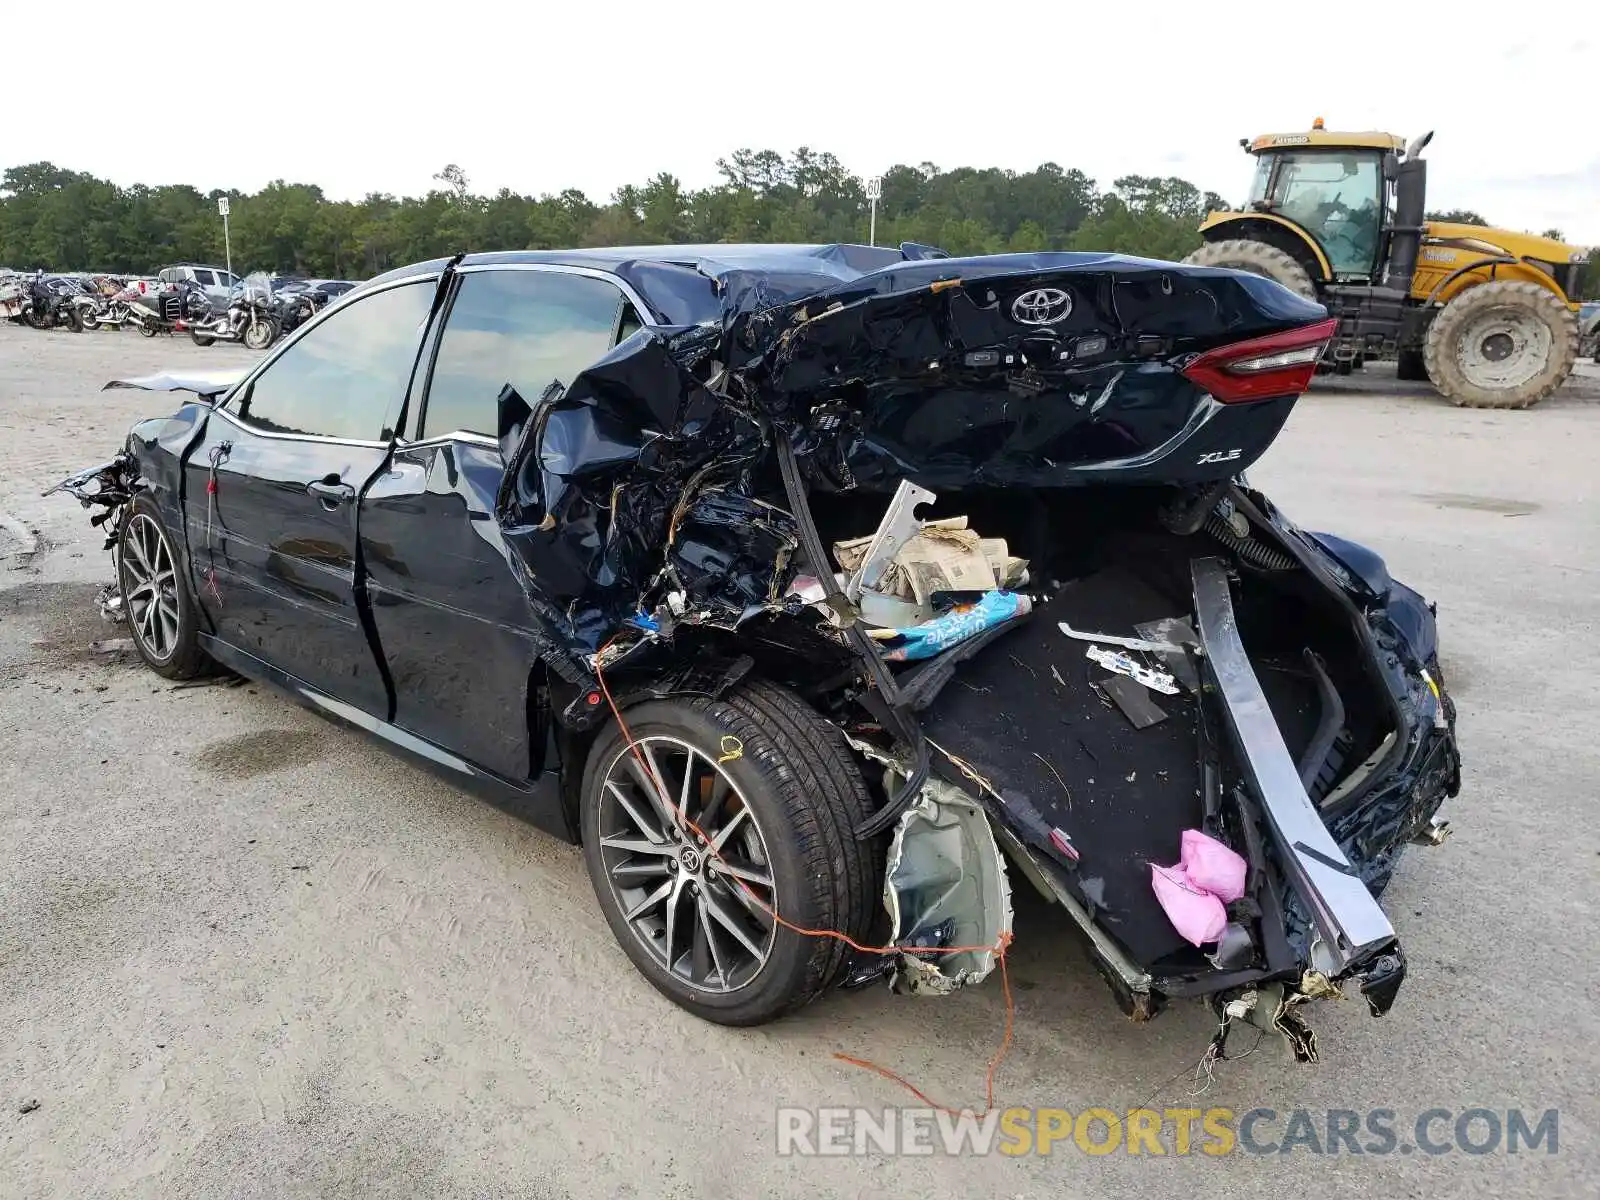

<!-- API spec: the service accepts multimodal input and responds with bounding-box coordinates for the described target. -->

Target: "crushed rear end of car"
[488,247,1461,1058]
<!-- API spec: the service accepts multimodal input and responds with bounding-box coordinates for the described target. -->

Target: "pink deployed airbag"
[1150,830,1249,947]
[1181,828,1247,903]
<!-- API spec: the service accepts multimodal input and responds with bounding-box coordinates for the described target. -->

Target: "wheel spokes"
[597,736,776,994]
[701,887,767,960]
[708,857,773,889]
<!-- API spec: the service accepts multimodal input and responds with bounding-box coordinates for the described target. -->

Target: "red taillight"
[1180,318,1338,403]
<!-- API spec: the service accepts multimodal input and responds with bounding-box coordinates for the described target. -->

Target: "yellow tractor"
[1186,121,1587,408]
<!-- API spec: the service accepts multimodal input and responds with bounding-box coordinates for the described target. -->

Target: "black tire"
[580,680,881,1026]
[243,317,278,351]
[190,330,215,347]
[65,307,84,332]
[116,495,208,680]
[1423,280,1578,409]
[137,321,157,337]
[80,309,100,331]
[1395,349,1429,381]
[25,307,49,330]
[1184,238,1318,301]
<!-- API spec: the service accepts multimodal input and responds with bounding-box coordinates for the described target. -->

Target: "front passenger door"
[188,279,436,714]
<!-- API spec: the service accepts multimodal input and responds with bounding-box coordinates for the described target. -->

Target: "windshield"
[1252,150,1383,278]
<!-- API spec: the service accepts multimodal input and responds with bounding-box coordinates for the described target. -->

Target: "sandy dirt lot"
[2,325,1597,1197]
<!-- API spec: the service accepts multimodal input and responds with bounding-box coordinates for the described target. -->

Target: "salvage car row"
[48,243,1461,1062]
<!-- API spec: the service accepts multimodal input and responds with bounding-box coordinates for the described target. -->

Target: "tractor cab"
[1243,125,1404,280]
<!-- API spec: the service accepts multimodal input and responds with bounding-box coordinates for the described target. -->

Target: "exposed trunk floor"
[922,566,1205,968]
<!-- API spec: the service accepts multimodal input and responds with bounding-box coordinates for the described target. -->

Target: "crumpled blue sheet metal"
[491,246,1328,677]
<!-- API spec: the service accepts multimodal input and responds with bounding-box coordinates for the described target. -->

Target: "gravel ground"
[2,325,1597,1197]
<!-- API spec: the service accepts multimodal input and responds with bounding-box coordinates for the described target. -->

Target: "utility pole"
[218,196,232,279]
[865,176,882,246]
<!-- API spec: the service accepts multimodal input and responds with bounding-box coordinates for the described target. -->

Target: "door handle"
[307,478,355,509]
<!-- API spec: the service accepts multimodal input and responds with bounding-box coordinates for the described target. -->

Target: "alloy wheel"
[120,514,180,662]
[596,736,778,993]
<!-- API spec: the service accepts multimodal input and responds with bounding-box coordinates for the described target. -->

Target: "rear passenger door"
[360,266,639,780]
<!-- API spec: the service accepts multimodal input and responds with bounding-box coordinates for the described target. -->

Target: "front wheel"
[79,309,101,331]
[117,497,208,680]
[580,681,881,1026]
[242,317,278,351]
[24,307,49,330]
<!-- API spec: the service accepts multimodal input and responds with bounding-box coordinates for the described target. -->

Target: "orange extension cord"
[594,647,1015,1116]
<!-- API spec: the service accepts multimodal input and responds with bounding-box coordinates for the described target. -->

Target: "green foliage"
[1426,209,1489,225]
[2,151,1227,277]
[1582,248,1600,302]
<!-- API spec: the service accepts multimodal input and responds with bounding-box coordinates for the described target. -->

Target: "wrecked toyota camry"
[50,244,1459,1057]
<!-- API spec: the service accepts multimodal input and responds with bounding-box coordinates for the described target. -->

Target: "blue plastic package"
[879,591,1033,662]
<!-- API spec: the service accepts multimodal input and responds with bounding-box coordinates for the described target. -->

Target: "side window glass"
[193,269,215,286]
[235,281,433,440]
[420,271,626,439]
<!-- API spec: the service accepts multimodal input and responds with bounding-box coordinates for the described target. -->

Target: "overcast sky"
[9,1,1594,244]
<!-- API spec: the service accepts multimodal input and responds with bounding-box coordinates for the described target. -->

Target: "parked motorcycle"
[272,286,322,341]
[78,287,141,331]
[22,273,87,331]
[125,280,207,337]
[183,274,279,350]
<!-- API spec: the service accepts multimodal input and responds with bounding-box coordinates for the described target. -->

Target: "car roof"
[365,243,922,325]
[374,243,906,279]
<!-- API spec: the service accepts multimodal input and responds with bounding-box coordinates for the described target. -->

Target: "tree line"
[2,150,1594,298]
[0,151,1230,278]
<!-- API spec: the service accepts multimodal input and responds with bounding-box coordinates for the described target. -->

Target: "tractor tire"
[1184,239,1317,301]
[1423,281,1578,409]
[1396,349,1429,381]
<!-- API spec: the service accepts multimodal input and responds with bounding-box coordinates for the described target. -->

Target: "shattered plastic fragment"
[1084,645,1179,694]
[1058,620,1183,654]
[884,776,1013,995]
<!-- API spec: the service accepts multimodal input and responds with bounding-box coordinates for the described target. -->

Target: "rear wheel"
[580,681,880,1026]
[79,309,100,331]
[117,496,208,680]
[1423,281,1578,408]
[1184,238,1318,301]
[190,330,215,347]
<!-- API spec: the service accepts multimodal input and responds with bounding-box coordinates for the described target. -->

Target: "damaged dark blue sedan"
[51,243,1459,1059]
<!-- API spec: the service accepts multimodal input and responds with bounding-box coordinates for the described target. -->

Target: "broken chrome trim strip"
[1192,557,1395,973]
